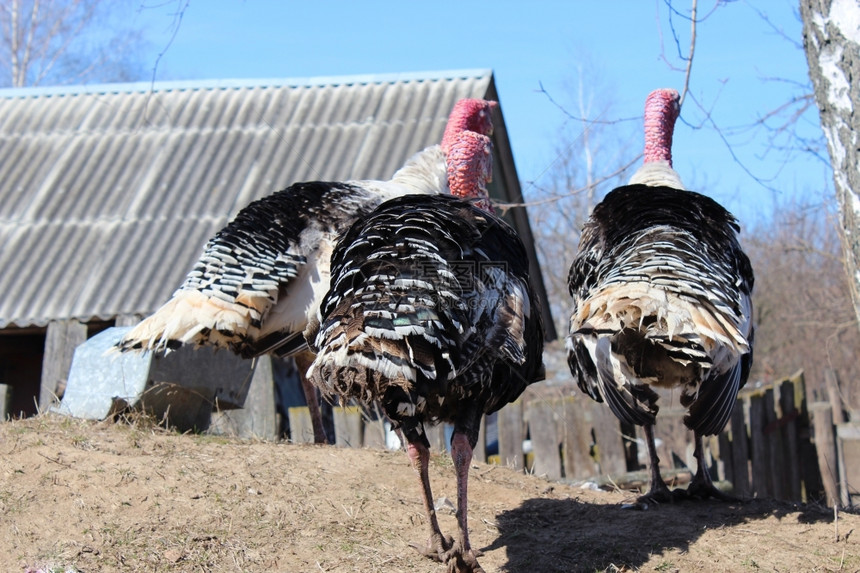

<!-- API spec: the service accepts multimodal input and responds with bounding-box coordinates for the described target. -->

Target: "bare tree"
[800,0,860,332]
[0,0,144,87]
[744,197,860,406]
[523,62,636,336]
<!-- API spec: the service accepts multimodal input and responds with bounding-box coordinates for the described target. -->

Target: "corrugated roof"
[0,69,554,335]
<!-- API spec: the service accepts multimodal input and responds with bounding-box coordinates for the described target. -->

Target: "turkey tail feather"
[115,290,259,354]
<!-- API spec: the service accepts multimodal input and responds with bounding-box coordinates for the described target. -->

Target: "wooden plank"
[426,423,448,453]
[0,384,10,420]
[40,319,87,410]
[779,380,802,501]
[837,423,860,507]
[718,431,734,486]
[287,407,315,444]
[561,397,597,480]
[652,406,690,471]
[590,401,627,477]
[208,355,277,439]
[789,372,821,502]
[525,400,562,480]
[473,416,487,463]
[810,402,839,506]
[333,406,363,448]
[362,418,388,450]
[748,392,771,497]
[764,389,787,499]
[729,399,750,495]
[825,369,847,424]
[497,400,524,470]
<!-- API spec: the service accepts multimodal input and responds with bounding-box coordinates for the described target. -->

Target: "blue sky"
[129,0,829,224]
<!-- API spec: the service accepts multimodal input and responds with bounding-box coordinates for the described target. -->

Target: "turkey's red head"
[643,88,680,166]
[441,98,497,154]
[447,130,494,212]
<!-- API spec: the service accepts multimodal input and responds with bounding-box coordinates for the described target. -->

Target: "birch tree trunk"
[800,0,860,328]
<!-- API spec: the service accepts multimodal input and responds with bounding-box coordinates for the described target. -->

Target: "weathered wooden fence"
[283,369,860,506]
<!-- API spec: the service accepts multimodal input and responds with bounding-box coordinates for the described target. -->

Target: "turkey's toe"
[410,532,454,563]
[624,483,683,510]
[442,541,485,573]
[686,480,739,502]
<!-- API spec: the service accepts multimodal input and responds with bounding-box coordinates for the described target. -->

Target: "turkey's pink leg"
[406,441,451,561]
[447,432,485,573]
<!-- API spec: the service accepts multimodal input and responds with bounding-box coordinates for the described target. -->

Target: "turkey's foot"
[442,539,485,573]
[684,477,739,502]
[409,532,454,563]
[624,482,685,510]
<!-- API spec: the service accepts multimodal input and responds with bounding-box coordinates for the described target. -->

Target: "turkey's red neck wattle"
[440,99,497,154]
[446,130,494,212]
[642,88,680,166]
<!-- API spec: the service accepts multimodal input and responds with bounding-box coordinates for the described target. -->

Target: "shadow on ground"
[482,494,836,572]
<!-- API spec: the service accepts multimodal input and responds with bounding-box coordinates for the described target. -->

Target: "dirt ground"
[1,415,857,573]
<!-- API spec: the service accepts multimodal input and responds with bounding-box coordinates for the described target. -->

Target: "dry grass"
[1,414,857,572]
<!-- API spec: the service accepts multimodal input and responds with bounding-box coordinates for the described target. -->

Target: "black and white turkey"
[566,88,754,505]
[308,129,544,572]
[115,98,497,443]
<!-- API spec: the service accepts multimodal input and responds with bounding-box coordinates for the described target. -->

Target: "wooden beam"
[40,319,87,410]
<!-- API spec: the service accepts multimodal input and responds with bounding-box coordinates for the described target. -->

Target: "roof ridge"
[0,68,493,99]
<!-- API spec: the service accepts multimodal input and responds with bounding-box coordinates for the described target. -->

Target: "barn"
[0,68,554,431]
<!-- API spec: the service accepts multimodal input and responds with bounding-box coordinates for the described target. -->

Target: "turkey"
[307,129,544,572]
[566,88,754,505]
[115,98,497,443]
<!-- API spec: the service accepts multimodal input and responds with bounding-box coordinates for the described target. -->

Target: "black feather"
[310,194,545,446]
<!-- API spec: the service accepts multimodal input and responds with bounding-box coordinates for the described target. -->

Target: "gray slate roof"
[0,69,553,336]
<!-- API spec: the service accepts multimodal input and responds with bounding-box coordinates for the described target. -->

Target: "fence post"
[40,319,88,410]
[497,400,524,470]
[779,378,802,501]
[590,401,628,477]
[748,392,771,497]
[825,369,847,424]
[729,398,750,495]
[836,423,860,507]
[525,399,562,480]
[287,407,315,443]
[333,406,363,448]
[562,397,597,480]
[766,388,789,499]
[810,402,840,506]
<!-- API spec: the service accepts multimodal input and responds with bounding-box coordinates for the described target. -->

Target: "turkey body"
[112,153,449,445]
[567,184,754,503]
[309,193,544,572]
[566,88,754,505]
[310,193,544,439]
[568,184,754,433]
[115,150,449,360]
[114,98,497,443]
